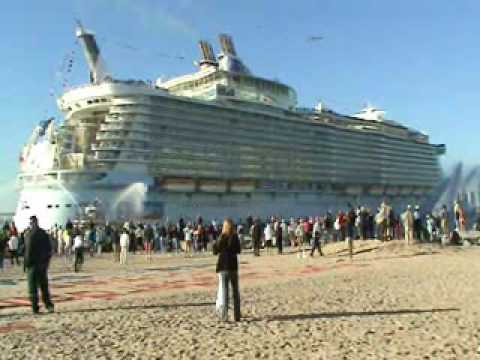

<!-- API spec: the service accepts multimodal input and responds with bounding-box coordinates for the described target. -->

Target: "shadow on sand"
[59,301,216,315]
[0,302,215,319]
[257,307,460,322]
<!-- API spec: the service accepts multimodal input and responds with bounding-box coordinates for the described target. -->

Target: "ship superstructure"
[14,25,445,230]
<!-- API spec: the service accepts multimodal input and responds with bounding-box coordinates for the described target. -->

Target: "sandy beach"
[1,240,480,359]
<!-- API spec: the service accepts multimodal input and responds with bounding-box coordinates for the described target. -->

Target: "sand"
[1,240,480,359]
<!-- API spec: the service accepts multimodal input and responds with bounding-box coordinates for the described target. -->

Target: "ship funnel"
[75,21,110,84]
[198,40,217,67]
[218,34,237,56]
[217,33,251,75]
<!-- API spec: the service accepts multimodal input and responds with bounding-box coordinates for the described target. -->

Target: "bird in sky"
[307,36,324,42]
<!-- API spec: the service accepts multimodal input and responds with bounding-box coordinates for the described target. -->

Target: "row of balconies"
[92,143,152,152]
[102,107,439,161]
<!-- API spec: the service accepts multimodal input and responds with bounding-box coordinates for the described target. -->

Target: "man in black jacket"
[24,216,54,314]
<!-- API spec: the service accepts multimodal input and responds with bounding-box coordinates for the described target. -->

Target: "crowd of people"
[1,200,476,272]
[0,200,478,320]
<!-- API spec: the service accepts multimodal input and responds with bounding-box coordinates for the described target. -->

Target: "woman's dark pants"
[219,270,241,321]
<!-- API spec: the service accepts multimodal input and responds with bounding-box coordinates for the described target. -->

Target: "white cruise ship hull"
[15,181,426,230]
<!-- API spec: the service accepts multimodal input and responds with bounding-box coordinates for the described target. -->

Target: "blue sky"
[0,0,478,212]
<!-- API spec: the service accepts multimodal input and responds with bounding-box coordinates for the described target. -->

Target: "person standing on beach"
[310,230,324,257]
[73,230,84,273]
[63,227,72,263]
[213,218,241,322]
[295,220,305,258]
[0,227,7,271]
[56,226,63,255]
[413,205,422,241]
[112,227,120,262]
[454,202,467,232]
[251,218,262,256]
[184,223,193,256]
[276,221,283,254]
[264,222,273,255]
[144,224,154,262]
[24,216,54,314]
[8,232,20,266]
[120,228,130,265]
[401,205,414,245]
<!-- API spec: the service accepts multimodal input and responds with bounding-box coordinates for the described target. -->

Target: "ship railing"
[63,79,155,93]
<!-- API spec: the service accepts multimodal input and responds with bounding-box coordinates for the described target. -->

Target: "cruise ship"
[14,24,446,230]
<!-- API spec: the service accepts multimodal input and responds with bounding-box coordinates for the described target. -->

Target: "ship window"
[55,205,60,208]
[65,204,72,208]
[47,205,53,209]
[87,100,93,105]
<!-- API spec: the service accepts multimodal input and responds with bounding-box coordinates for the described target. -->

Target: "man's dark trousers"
[253,239,260,256]
[10,250,20,265]
[27,264,53,312]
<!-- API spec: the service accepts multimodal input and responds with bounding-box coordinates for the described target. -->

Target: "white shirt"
[8,236,19,251]
[120,233,130,247]
[73,235,83,249]
[184,227,193,241]
[264,224,273,240]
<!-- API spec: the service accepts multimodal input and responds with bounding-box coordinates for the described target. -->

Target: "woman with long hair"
[213,218,241,322]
